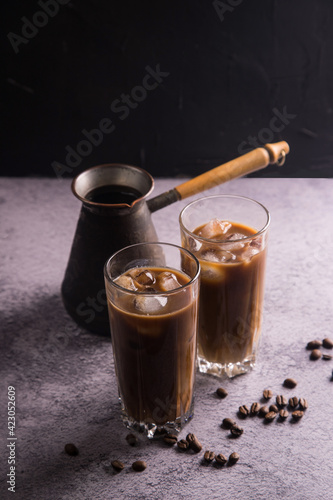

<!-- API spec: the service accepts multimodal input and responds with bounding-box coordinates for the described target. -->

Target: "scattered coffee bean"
[292,410,304,421]
[111,460,125,472]
[269,404,279,413]
[163,434,178,446]
[250,402,261,416]
[126,433,138,446]
[216,387,228,399]
[283,378,297,389]
[279,409,289,420]
[263,389,273,400]
[132,460,147,472]
[276,395,288,407]
[238,405,250,418]
[323,338,333,349]
[322,354,333,361]
[204,450,216,462]
[288,396,299,408]
[215,453,228,466]
[265,411,277,422]
[310,349,322,360]
[230,424,244,437]
[177,439,189,451]
[64,443,79,456]
[306,340,322,350]
[221,417,236,429]
[258,405,269,417]
[298,398,308,410]
[228,452,240,465]
[186,433,202,453]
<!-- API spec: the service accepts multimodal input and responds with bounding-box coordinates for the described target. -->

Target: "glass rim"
[104,241,200,295]
[179,194,270,244]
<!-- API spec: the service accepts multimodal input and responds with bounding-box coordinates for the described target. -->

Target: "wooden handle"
[174,141,290,200]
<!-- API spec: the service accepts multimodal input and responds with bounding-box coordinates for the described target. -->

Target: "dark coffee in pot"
[86,185,142,205]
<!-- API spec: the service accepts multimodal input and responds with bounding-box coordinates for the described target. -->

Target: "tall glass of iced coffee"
[180,195,270,378]
[104,242,200,438]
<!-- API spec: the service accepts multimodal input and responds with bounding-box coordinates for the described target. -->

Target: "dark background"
[2,0,333,178]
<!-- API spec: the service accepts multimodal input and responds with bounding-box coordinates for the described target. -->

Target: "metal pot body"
[61,164,158,335]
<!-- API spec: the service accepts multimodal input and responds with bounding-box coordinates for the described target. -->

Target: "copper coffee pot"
[61,141,289,335]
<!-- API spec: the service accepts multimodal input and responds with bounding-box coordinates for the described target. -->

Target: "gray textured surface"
[0,177,333,500]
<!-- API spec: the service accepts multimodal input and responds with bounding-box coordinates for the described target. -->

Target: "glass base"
[119,399,195,439]
[197,353,256,378]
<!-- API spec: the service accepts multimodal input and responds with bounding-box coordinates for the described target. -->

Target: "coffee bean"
[310,349,322,360]
[126,433,138,446]
[263,389,273,400]
[288,396,299,408]
[265,411,277,422]
[111,460,125,472]
[204,450,216,462]
[228,452,240,465]
[306,340,322,350]
[163,434,178,446]
[298,398,308,410]
[269,404,278,413]
[230,424,244,437]
[258,405,269,417]
[132,460,147,472]
[238,405,250,418]
[177,439,189,451]
[283,378,297,389]
[221,417,236,429]
[215,453,228,465]
[323,338,333,349]
[279,409,289,420]
[292,410,304,421]
[186,433,202,453]
[216,387,228,398]
[322,354,333,361]
[250,402,261,416]
[64,443,79,456]
[276,395,288,407]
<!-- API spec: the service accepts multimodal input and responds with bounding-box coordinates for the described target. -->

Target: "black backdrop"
[2,0,333,178]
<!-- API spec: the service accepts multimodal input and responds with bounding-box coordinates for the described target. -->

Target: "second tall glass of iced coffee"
[180,195,270,378]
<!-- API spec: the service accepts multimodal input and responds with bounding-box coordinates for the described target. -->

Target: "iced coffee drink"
[104,243,200,437]
[180,195,270,378]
